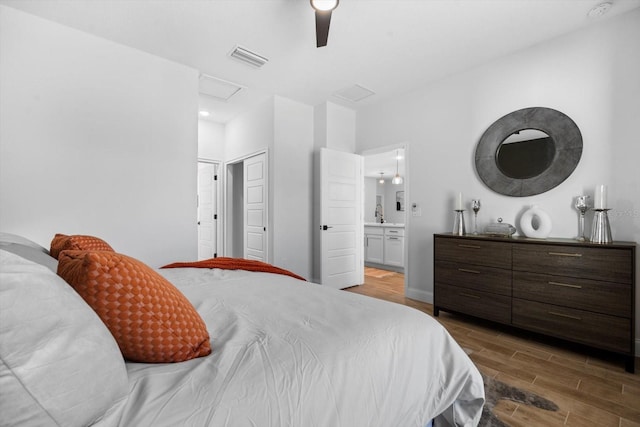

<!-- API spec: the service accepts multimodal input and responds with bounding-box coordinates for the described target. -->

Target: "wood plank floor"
[346,268,640,427]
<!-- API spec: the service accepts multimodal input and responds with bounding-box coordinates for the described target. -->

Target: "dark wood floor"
[346,268,640,427]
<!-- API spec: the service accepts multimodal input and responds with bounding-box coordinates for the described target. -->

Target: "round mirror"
[496,129,555,179]
[475,107,582,197]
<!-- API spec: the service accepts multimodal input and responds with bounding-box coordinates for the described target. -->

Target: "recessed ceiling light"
[588,2,612,18]
[199,110,210,117]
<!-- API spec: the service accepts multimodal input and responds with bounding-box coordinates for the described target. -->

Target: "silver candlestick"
[453,210,466,235]
[591,208,612,244]
[574,195,589,242]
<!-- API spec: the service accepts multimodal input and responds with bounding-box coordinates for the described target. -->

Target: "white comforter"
[96,268,484,427]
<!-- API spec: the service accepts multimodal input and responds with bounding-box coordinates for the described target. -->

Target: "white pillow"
[1,243,58,272]
[0,232,48,252]
[0,250,129,427]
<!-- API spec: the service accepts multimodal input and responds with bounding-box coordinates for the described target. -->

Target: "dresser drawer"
[435,260,511,296]
[513,271,631,315]
[435,237,512,269]
[512,299,631,354]
[435,283,511,324]
[512,244,632,284]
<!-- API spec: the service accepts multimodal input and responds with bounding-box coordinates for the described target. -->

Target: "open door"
[319,148,364,289]
[244,152,267,262]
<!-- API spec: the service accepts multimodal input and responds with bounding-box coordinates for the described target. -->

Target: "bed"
[0,232,484,427]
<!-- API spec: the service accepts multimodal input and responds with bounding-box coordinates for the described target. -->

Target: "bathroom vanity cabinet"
[365,225,404,269]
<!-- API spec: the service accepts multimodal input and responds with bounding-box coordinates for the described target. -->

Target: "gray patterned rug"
[479,373,559,426]
[461,348,559,426]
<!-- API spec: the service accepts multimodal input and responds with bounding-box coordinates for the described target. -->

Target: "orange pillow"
[50,234,114,259]
[57,250,211,363]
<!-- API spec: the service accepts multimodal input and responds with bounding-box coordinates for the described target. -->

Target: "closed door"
[320,148,363,289]
[244,153,267,262]
[197,162,218,260]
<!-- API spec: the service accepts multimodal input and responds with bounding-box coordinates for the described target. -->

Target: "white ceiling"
[2,0,639,124]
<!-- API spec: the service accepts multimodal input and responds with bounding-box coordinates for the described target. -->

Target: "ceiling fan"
[310,0,339,48]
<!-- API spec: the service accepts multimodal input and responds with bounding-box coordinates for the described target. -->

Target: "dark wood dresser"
[433,233,636,372]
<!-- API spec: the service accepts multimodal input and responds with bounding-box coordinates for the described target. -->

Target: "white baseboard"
[405,287,433,304]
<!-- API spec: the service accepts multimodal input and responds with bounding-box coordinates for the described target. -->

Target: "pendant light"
[378,172,385,184]
[392,150,404,185]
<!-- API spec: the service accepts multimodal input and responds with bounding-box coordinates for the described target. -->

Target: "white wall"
[224,96,314,279]
[273,96,314,279]
[225,99,274,162]
[198,120,225,161]
[0,6,199,267]
[313,102,356,152]
[364,177,378,223]
[356,9,640,342]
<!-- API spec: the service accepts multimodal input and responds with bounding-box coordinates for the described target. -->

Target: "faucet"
[375,204,384,223]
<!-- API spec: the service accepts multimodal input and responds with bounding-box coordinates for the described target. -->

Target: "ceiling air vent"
[333,84,376,103]
[229,45,269,68]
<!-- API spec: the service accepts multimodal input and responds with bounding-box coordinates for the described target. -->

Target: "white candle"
[455,192,463,210]
[594,184,607,209]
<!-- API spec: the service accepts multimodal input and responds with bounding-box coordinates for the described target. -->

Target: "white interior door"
[320,148,363,289]
[244,153,267,262]
[197,161,218,260]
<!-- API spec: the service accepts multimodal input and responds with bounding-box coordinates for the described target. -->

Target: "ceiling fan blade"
[315,10,332,48]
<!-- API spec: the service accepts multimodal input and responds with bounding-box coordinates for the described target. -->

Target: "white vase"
[520,205,552,239]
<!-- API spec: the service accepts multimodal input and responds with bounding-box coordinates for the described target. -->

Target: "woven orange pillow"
[57,250,211,363]
[50,234,114,259]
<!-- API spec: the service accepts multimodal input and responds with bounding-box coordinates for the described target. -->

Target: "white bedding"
[96,268,484,427]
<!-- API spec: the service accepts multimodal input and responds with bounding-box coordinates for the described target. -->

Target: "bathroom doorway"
[361,145,408,296]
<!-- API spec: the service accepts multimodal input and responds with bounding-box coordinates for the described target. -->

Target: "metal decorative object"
[453,210,466,235]
[591,209,612,244]
[574,195,590,241]
[484,218,516,237]
[475,107,583,197]
[471,199,481,235]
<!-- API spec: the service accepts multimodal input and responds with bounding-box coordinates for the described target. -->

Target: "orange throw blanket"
[161,257,306,281]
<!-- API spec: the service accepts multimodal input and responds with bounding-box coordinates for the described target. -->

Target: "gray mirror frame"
[474,107,582,197]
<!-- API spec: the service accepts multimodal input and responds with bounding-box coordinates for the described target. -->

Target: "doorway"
[361,145,408,295]
[224,151,269,262]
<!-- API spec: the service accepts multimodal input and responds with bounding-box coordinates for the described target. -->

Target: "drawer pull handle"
[458,244,482,249]
[548,252,582,257]
[458,268,480,274]
[549,281,582,289]
[548,311,582,320]
[460,292,481,299]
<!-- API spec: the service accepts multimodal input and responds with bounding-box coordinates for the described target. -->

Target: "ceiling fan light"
[310,0,339,12]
